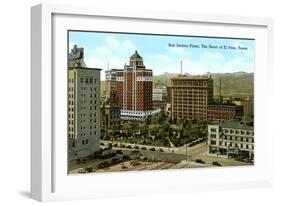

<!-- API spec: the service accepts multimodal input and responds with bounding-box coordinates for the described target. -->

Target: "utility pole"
[180,60,183,75]
[219,77,222,103]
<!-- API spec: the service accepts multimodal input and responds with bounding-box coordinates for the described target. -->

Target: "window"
[210,140,216,145]
[211,128,217,132]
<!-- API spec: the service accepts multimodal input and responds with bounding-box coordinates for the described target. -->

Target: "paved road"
[101,140,207,157]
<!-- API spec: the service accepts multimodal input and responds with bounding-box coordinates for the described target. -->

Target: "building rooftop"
[220,118,254,131]
[171,75,211,80]
[104,68,123,73]
[130,50,143,59]
[208,103,240,107]
[69,66,102,71]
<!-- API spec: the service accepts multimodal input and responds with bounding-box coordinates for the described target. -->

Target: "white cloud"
[103,35,136,52]
[168,46,185,55]
[95,47,110,55]
[201,52,224,61]
[86,35,137,73]
[156,54,171,62]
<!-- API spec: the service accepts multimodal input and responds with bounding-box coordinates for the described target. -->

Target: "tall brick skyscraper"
[116,51,160,121]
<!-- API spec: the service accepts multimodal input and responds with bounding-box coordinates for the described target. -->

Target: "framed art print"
[31,3,274,201]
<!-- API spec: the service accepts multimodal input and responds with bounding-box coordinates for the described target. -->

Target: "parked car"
[85,167,94,172]
[212,161,221,166]
[97,162,110,169]
[195,159,205,164]
[121,165,127,169]
[112,158,121,164]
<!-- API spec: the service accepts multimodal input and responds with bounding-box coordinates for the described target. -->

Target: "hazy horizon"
[69,31,255,80]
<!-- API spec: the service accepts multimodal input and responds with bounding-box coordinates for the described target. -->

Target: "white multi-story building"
[207,118,254,161]
[68,45,102,161]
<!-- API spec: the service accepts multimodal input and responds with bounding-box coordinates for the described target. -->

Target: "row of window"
[68,139,89,147]
[80,77,97,84]
[173,104,207,108]
[173,92,207,95]
[80,100,97,104]
[80,106,97,111]
[173,82,208,87]
[223,135,254,142]
[68,107,74,112]
[80,112,97,117]
[210,141,254,149]
[80,123,94,128]
[79,119,97,124]
[68,94,74,98]
[80,131,98,136]
[224,129,253,136]
[80,93,97,98]
[210,128,217,132]
[80,87,97,92]
[173,109,207,112]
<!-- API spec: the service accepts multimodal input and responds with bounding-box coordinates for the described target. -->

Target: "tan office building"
[171,75,213,121]
[68,45,102,161]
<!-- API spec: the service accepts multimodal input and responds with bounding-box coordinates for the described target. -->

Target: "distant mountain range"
[153,72,254,98]
[101,72,254,98]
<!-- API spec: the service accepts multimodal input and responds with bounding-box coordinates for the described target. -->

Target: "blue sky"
[69,31,254,80]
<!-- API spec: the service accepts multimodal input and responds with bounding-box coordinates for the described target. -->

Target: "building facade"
[104,69,122,98]
[101,69,121,134]
[233,97,254,117]
[153,100,167,115]
[100,97,120,133]
[171,75,214,121]
[153,87,167,101]
[68,45,101,161]
[166,86,172,104]
[207,119,254,160]
[208,104,243,121]
[116,51,160,121]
